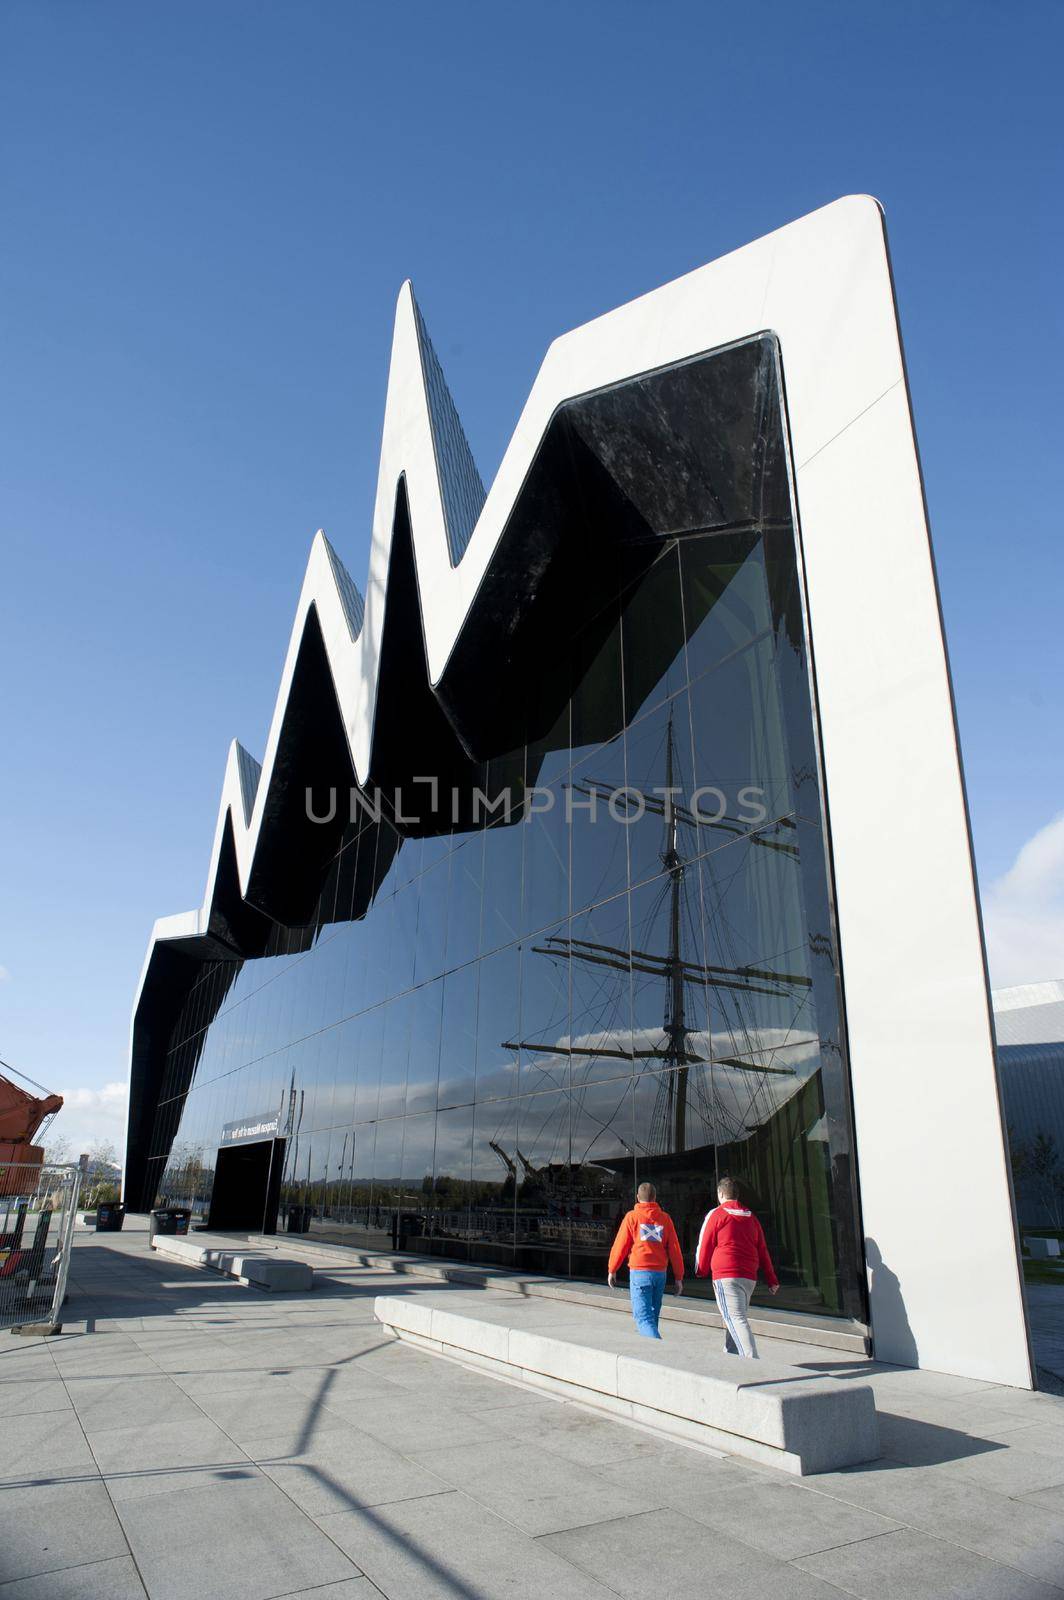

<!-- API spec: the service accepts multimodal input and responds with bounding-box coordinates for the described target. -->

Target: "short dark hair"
[637,1181,656,1202]
[717,1176,739,1200]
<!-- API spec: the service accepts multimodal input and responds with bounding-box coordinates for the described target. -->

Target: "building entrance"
[207,1138,284,1234]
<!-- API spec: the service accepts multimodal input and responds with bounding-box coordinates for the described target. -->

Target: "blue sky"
[1,1,1061,1150]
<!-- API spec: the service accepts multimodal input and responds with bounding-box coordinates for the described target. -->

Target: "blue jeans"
[629,1269,666,1338]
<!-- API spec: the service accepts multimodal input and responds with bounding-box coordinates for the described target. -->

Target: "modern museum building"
[126,197,1034,1389]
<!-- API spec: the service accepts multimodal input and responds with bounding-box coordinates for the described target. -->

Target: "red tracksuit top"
[694,1201,779,1287]
[608,1201,685,1279]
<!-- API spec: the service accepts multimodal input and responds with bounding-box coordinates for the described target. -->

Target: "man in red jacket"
[607,1182,684,1339]
[694,1176,778,1358]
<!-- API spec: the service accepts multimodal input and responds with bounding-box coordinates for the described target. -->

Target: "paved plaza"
[3,1230,1064,1598]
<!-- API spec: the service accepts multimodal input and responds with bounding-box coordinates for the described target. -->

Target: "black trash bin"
[286,1204,310,1234]
[95,1203,126,1233]
[149,1207,191,1242]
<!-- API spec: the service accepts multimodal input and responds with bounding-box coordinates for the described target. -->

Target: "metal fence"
[0,1163,82,1332]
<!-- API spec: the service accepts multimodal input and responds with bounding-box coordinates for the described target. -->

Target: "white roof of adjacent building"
[992,980,1064,1048]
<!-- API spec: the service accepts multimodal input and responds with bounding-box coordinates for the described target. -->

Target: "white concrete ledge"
[257,1238,870,1355]
[150,1235,313,1291]
[374,1291,879,1476]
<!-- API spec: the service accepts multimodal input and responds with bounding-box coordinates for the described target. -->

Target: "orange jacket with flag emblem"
[608,1201,685,1278]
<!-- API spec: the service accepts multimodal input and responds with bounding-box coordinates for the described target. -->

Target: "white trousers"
[713,1276,758,1358]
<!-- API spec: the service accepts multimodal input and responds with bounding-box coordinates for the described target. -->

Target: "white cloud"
[983,812,1064,989]
[0,965,10,982]
[48,1080,129,1160]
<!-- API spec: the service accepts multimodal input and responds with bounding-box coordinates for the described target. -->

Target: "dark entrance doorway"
[208,1138,284,1234]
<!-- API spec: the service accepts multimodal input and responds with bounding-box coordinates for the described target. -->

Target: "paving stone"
[488,1399,670,1467]
[865,1370,997,1402]
[65,1375,204,1432]
[83,1416,246,1476]
[281,1366,397,1406]
[169,1367,304,1399]
[918,1385,1064,1424]
[541,1505,851,1598]
[265,1583,371,1600]
[323,1345,451,1385]
[875,1409,1005,1466]
[988,1418,1064,1457]
[594,1443,762,1494]
[811,1457,1064,1581]
[329,1391,507,1452]
[889,1406,1054,1447]
[103,1461,265,1505]
[0,1379,72,1418]
[796,1526,1064,1598]
[49,1349,160,1379]
[666,1475,902,1558]
[319,1487,620,1598]
[0,1556,148,1598]
[191,1389,351,1445]
[0,1353,57,1385]
[378,1358,534,1406]
[0,1410,98,1484]
[139,1344,232,1375]
[256,1425,450,1516]
[409,1435,654,1535]
[0,1479,128,1583]
[941,1442,1064,1498]
[126,1331,220,1353]
[115,1472,359,1600]
[1024,1483,1064,1514]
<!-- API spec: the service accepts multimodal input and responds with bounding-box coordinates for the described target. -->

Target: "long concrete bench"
[374,1290,878,1476]
[264,1238,868,1355]
[150,1234,313,1292]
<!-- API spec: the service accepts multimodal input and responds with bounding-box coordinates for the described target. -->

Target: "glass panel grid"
[143,339,864,1320]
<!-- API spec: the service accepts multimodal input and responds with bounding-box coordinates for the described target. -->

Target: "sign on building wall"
[219,1112,282,1147]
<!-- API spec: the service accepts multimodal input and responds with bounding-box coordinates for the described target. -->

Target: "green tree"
[1014,1130,1064,1232]
[83,1140,120,1207]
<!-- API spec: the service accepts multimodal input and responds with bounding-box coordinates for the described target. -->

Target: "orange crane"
[0,1059,63,1197]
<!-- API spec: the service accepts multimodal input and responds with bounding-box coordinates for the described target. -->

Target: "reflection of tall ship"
[486,1144,621,1251]
[494,712,835,1292]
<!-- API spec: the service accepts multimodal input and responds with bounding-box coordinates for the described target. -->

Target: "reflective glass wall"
[141,338,866,1322]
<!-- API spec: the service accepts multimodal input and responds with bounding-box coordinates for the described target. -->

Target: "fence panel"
[0,1163,82,1332]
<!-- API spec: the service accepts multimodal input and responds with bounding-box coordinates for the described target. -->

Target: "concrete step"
[374,1288,879,1476]
[244,1233,870,1355]
[150,1235,313,1291]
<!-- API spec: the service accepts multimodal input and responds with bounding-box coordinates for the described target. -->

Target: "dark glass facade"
[994,987,1064,1228]
[133,335,866,1322]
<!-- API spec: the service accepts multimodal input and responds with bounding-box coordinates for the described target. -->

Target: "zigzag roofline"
[133,194,894,1007]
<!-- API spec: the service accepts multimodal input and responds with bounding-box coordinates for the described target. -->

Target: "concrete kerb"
[238,1233,870,1355]
[149,1235,314,1292]
[374,1292,879,1476]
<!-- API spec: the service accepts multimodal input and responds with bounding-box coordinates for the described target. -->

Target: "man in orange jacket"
[607,1182,684,1338]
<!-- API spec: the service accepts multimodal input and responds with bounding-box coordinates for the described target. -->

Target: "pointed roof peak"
[320,533,366,640]
[233,742,262,826]
[410,296,486,566]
